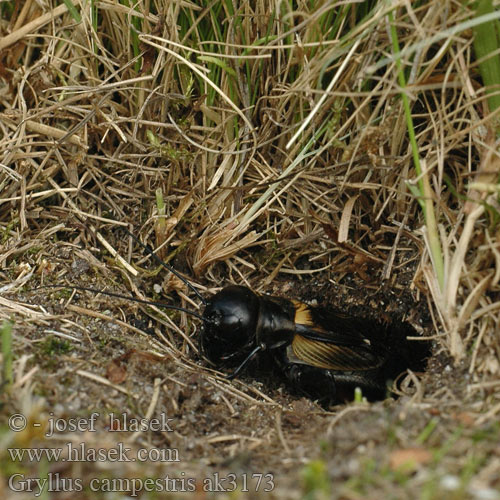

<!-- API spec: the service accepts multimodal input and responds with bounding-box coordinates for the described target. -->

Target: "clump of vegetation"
[1,0,499,498]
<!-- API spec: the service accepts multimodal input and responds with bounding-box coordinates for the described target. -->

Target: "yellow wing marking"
[292,300,328,334]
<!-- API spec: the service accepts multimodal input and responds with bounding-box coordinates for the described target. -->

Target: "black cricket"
[54,228,430,404]
[199,285,429,403]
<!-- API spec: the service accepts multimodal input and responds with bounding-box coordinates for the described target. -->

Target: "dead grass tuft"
[1,0,500,497]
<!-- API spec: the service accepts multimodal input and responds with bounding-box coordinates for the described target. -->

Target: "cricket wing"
[293,301,385,347]
[291,332,386,371]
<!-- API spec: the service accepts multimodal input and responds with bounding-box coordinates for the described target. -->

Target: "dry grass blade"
[1,1,500,497]
[0,3,68,51]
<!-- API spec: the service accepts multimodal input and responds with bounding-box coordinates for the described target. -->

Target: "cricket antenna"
[117,226,207,305]
[225,344,265,380]
[39,285,209,322]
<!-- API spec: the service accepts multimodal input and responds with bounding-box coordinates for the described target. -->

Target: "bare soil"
[2,230,498,500]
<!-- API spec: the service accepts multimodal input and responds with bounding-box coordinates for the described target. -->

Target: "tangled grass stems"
[384,3,500,360]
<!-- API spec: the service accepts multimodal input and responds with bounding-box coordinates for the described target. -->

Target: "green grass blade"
[388,8,444,291]
[61,0,81,23]
[198,56,237,78]
[1,320,13,389]
[473,0,500,129]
